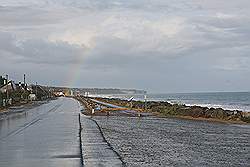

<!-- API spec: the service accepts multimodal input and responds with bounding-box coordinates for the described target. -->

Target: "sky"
[0,0,250,93]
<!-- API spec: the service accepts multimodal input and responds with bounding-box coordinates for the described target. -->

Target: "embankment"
[94,97,250,123]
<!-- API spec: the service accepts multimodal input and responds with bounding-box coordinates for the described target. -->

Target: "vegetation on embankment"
[94,97,250,123]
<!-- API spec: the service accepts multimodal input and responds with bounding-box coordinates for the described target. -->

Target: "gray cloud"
[1,0,250,92]
[0,32,85,65]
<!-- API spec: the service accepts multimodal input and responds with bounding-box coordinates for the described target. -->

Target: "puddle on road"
[51,154,81,159]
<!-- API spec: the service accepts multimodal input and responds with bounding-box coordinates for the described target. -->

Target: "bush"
[241,116,250,123]
[157,104,179,115]
[10,91,22,102]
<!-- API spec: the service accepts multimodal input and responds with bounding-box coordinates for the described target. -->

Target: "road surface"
[80,115,124,166]
[0,98,82,167]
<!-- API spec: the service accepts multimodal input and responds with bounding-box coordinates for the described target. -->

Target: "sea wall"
[95,97,250,123]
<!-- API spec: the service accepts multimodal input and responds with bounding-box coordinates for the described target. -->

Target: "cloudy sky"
[0,0,250,93]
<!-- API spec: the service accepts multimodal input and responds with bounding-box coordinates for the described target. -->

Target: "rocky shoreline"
[94,97,250,123]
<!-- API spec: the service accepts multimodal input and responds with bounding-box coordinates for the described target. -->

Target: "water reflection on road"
[0,98,81,167]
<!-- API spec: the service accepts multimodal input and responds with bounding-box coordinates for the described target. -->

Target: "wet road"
[94,116,250,167]
[0,98,82,167]
[80,116,124,166]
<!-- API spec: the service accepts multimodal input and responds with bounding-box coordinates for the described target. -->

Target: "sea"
[103,92,250,112]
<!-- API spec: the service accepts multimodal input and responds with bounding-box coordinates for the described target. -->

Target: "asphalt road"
[0,97,82,167]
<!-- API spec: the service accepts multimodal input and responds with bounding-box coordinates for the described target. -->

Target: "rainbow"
[66,55,85,87]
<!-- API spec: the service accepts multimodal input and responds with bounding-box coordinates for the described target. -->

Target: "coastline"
[107,92,250,113]
[90,97,250,124]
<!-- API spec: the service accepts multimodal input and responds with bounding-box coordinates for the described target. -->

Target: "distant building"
[0,76,7,87]
[31,85,50,100]
[0,80,16,93]
[70,90,74,96]
[0,80,16,107]
[15,82,28,91]
[54,92,65,97]
[59,92,65,97]
[29,94,36,101]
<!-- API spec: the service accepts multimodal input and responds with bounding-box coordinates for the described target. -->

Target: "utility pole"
[23,74,26,90]
[5,75,9,105]
[35,82,38,100]
[144,94,147,111]
[23,74,27,100]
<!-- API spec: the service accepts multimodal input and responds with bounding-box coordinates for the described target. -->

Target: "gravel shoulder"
[93,116,250,167]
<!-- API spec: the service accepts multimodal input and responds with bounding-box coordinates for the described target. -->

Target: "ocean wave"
[147,99,250,112]
[171,102,250,112]
[96,93,250,112]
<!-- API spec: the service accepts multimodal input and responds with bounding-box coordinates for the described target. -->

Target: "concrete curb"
[80,113,126,167]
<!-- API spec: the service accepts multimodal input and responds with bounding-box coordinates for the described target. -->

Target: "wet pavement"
[94,116,250,167]
[80,115,124,166]
[0,98,81,167]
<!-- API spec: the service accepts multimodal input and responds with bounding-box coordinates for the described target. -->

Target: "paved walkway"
[80,115,124,167]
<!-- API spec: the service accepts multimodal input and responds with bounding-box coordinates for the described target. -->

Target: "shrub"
[241,116,250,123]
